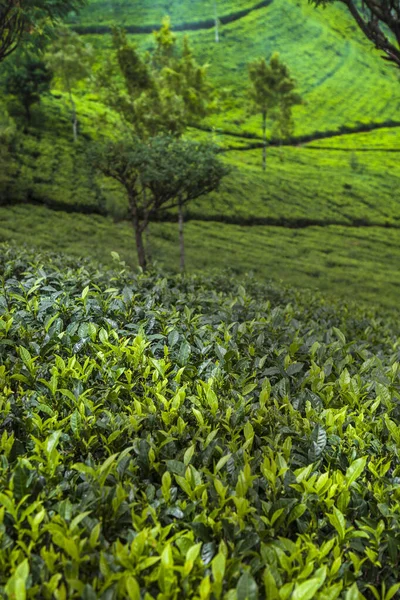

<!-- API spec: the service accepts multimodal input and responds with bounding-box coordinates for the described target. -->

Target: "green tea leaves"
[237,572,258,600]
[3,246,400,599]
[308,425,327,462]
[345,457,367,487]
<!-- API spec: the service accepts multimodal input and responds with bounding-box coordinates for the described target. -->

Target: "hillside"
[1,0,400,307]
[74,0,400,137]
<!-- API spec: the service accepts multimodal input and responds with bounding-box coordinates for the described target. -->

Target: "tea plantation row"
[3,204,400,308]
[2,244,400,598]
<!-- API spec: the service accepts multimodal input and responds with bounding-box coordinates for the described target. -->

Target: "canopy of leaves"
[0,0,85,63]
[249,52,302,137]
[90,135,229,218]
[3,50,53,118]
[97,21,215,139]
[45,24,93,92]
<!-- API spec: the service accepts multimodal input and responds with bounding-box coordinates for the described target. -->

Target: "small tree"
[0,0,85,64]
[0,102,16,200]
[248,53,301,170]
[46,25,93,142]
[3,50,53,121]
[96,27,185,139]
[90,136,228,271]
[150,20,216,269]
[141,136,229,271]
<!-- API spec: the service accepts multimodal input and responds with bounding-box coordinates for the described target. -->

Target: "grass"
[2,204,400,308]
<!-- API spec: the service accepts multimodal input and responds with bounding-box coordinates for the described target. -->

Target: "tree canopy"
[97,21,215,139]
[248,53,301,169]
[0,0,85,63]
[90,136,229,269]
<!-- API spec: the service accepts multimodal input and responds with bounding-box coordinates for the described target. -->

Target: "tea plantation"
[2,243,400,598]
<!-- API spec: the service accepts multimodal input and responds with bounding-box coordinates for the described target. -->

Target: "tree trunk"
[135,226,147,270]
[129,194,147,270]
[178,196,185,273]
[69,90,78,142]
[262,111,267,171]
[214,0,219,42]
[24,101,31,123]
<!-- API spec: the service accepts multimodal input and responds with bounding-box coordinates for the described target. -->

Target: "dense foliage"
[90,136,228,269]
[2,244,400,598]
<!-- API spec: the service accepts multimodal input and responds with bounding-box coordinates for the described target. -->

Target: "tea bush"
[1,244,400,598]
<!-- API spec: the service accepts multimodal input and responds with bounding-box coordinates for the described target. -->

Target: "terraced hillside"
[74,0,400,137]
[1,0,400,308]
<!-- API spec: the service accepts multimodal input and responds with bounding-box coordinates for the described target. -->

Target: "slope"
[75,0,400,138]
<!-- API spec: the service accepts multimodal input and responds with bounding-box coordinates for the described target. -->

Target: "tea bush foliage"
[2,244,400,598]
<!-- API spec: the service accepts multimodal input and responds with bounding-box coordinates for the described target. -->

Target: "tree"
[90,136,228,271]
[310,0,400,69]
[150,20,216,270]
[248,53,301,170]
[46,25,93,141]
[97,20,216,270]
[98,22,215,140]
[0,102,17,201]
[142,136,229,272]
[97,27,184,139]
[3,50,52,120]
[0,0,85,64]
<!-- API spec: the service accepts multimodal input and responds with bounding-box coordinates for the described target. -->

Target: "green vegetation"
[2,205,400,309]
[3,0,400,594]
[90,135,227,269]
[2,244,400,598]
[310,0,400,69]
[70,0,258,29]
[79,0,400,138]
[248,53,301,170]
[0,0,399,305]
[0,0,85,63]
[3,50,53,121]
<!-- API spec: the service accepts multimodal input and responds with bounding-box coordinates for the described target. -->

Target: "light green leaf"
[184,444,195,466]
[211,552,226,582]
[126,576,140,600]
[288,503,307,524]
[45,431,62,456]
[345,583,360,600]
[292,577,324,600]
[215,454,231,473]
[346,456,367,487]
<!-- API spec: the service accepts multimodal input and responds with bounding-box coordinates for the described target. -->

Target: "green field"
[3,1,400,595]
